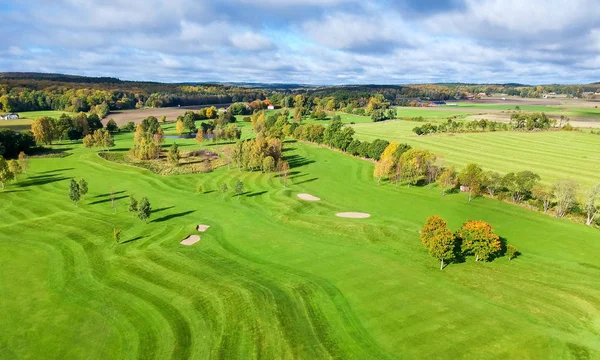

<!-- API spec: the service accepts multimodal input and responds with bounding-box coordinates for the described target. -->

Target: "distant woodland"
[1,72,600,115]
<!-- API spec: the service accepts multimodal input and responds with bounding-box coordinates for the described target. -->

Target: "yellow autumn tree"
[176,119,185,135]
[374,142,400,184]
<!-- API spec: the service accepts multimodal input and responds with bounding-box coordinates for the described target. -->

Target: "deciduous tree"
[234,180,244,198]
[506,244,518,261]
[18,151,28,174]
[532,184,553,212]
[582,184,600,226]
[167,143,180,166]
[0,156,14,189]
[69,179,80,207]
[78,179,88,199]
[31,117,55,145]
[137,197,151,223]
[458,220,502,262]
[552,180,578,218]
[458,163,483,201]
[8,159,21,181]
[128,195,138,214]
[437,167,457,195]
[176,119,185,135]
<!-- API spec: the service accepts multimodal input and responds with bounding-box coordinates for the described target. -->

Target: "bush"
[242,116,251,122]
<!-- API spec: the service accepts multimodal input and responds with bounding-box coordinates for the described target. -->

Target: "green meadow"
[1,127,599,359]
[352,119,600,188]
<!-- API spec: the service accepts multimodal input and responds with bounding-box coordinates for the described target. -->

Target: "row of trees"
[412,114,568,136]
[195,124,242,144]
[31,113,104,144]
[372,144,600,226]
[421,216,518,269]
[82,130,115,151]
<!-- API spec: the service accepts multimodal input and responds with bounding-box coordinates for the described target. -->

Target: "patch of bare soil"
[180,235,200,246]
[336,212,371,219]
[104,103,232,126]
[297,193,320,201]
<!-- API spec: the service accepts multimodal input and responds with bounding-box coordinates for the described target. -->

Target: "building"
[0,113,19,120]
[267,105,275,110]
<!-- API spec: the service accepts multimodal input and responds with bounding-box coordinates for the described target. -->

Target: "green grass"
[352,120,600,188]
[1,128,599,359]
[17,110,75,120]
[456,103,563,112]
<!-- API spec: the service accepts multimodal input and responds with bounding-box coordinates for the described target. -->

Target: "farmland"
[352,119,600,188]
[1,127,599,359]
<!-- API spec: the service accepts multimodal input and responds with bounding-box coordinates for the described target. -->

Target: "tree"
[582,185,600,226]
[78,179,88,199]
[196,183,203,194]
[137,197,151,223]
[262,156,275,174]
[220,182,229,197]
[458,220,502,262]
[437,167,457,195]
[113,228,122,244]
[128,195,138,214]
[279,160,290,187]
[430,228,457,270]
[8,159,22,181]
[458,163,483,201]
[31,117,55,145]
[82,134,94,149]
[106,119,119,133]
[506,244,518,261]
[176,119,185,135]
[101,130,115,151]
[374,142,400,184]
[502,171,540,203]
[195,128,205,144]
[234,180,244,198]
[0,156,14,189]
[552,180,578,218]
[532,184,553,212]
[69,179,81,207]
[18,151,29,174]
[482,171,503,197]
[167,143,180,166]
[420,215,449,248]
[161,115,167,123]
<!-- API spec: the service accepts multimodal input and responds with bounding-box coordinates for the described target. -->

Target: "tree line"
[412,113,568,135]
[373,143,600,227]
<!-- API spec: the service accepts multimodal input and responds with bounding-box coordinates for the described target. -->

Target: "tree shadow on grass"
[120,235,146,245]
[1,189,29,194]
[93,190,126,198]
[284,154,315,168]
[202,190,216,195]
[152,206,175,214]
[18,176,69,188]
[152,210,196,223]
[246,190,268,198]
[88,195,128,205]
[38,168,74,174]
[293,177,318,185]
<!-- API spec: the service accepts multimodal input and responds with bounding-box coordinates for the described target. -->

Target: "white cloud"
[230,32,274,51]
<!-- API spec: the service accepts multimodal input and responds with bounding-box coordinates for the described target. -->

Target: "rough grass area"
[0,127,599,359]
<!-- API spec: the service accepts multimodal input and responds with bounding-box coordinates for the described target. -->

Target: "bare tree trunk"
[475,254,479,262]
[587,214,593,226]
[469,190,472,202]
[440,258,444,270]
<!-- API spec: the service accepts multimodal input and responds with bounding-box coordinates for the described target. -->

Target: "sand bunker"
[336,212,371,219]
[180,235,201,246]
[196,225,210,232]
[297,193,321,201]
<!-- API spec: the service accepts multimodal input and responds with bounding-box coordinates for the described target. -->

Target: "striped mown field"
[0,130,599,359]
[352,119,600,188]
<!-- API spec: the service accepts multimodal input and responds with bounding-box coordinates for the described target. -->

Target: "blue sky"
[0,0,599,84]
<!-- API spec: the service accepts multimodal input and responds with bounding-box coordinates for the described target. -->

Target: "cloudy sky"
[1,0,599,84]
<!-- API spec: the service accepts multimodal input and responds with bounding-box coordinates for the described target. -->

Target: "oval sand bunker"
[196,225,210,232]
[297,193,320,201]
[336,212,371,219]
[180,235,201,246]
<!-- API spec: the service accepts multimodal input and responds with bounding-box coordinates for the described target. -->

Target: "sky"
[0,0,599,85]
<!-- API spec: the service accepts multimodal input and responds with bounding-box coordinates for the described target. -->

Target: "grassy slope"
[352,119,600,188]
[0,129,599,359]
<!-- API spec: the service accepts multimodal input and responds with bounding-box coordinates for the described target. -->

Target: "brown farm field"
[104,103,232,125]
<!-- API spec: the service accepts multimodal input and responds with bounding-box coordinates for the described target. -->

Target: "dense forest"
[2,73,600,115]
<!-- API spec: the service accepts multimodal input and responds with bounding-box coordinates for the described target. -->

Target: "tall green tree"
[78,179,88,199]
[69,179,81,207]
[137,197,151,223]
[552,180,578,218]
[128,195,138,214]
[582,185,600,226]
[234,180,244,198]
[458,163,483,201]
[167,143,180,166]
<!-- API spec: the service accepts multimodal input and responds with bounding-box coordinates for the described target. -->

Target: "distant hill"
[0,72,124,84]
